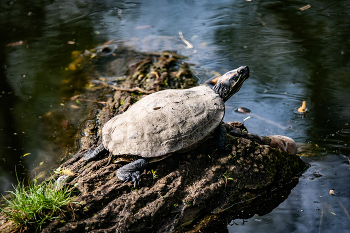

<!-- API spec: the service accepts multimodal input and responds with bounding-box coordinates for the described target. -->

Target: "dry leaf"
[298,101,307,113]
[61,168,75,176]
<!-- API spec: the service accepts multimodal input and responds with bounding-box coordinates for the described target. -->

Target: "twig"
[90,80,153,94]
[62,97,107,104]
[99,76,127,82]
[179,31,193,49]
[300,4,311,11]
[257,16,267,27]
[143,52,187,59]
[150,71,160,80]
[110,85,153,94]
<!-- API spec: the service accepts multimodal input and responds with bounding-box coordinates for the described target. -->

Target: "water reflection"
[1,0,350,232]
[0,0,108,193]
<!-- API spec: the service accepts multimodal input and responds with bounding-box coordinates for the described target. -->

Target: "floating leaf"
[23,153,31,157]
[298,101,307,113]
[39,162,44,166]
[76,99,81,105]
[67,41,76,45]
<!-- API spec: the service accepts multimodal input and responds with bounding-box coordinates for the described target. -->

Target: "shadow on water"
[195,179,300,233]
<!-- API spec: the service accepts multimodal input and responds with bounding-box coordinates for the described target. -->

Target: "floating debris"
[300,4,311,11]
[135,25,152,30]
[6,40,25,47]
[236,107,251,114]
[298,101,308,113]
[179,31,193,49]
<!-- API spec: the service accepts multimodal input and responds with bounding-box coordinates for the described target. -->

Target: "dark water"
[1,0,350,232]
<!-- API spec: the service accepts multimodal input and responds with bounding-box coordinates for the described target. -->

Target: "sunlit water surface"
[1,0,350,232]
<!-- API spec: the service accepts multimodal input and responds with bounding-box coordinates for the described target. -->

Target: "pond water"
[1,0,350,232]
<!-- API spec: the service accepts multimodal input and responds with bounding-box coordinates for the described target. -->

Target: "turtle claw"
[118,170,141,187]
[117,159,146,186]
[131,171,141,187]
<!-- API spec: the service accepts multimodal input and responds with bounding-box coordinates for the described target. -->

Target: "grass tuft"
[0,177,76,231]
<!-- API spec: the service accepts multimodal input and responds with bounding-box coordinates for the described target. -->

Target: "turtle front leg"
[117,159,147,187]
[214,124,228,151]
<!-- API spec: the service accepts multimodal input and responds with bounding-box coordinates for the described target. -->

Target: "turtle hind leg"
[83,143,106,160]
[117,159,147,187]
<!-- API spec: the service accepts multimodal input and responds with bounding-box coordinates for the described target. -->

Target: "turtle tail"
[84,143,106,160]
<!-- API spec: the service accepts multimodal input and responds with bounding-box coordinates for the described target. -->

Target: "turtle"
[84,66,250,186]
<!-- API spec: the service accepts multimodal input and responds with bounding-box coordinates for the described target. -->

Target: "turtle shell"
[102,85,225,158]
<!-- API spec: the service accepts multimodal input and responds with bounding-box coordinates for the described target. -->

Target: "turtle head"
[212,66,249,102]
